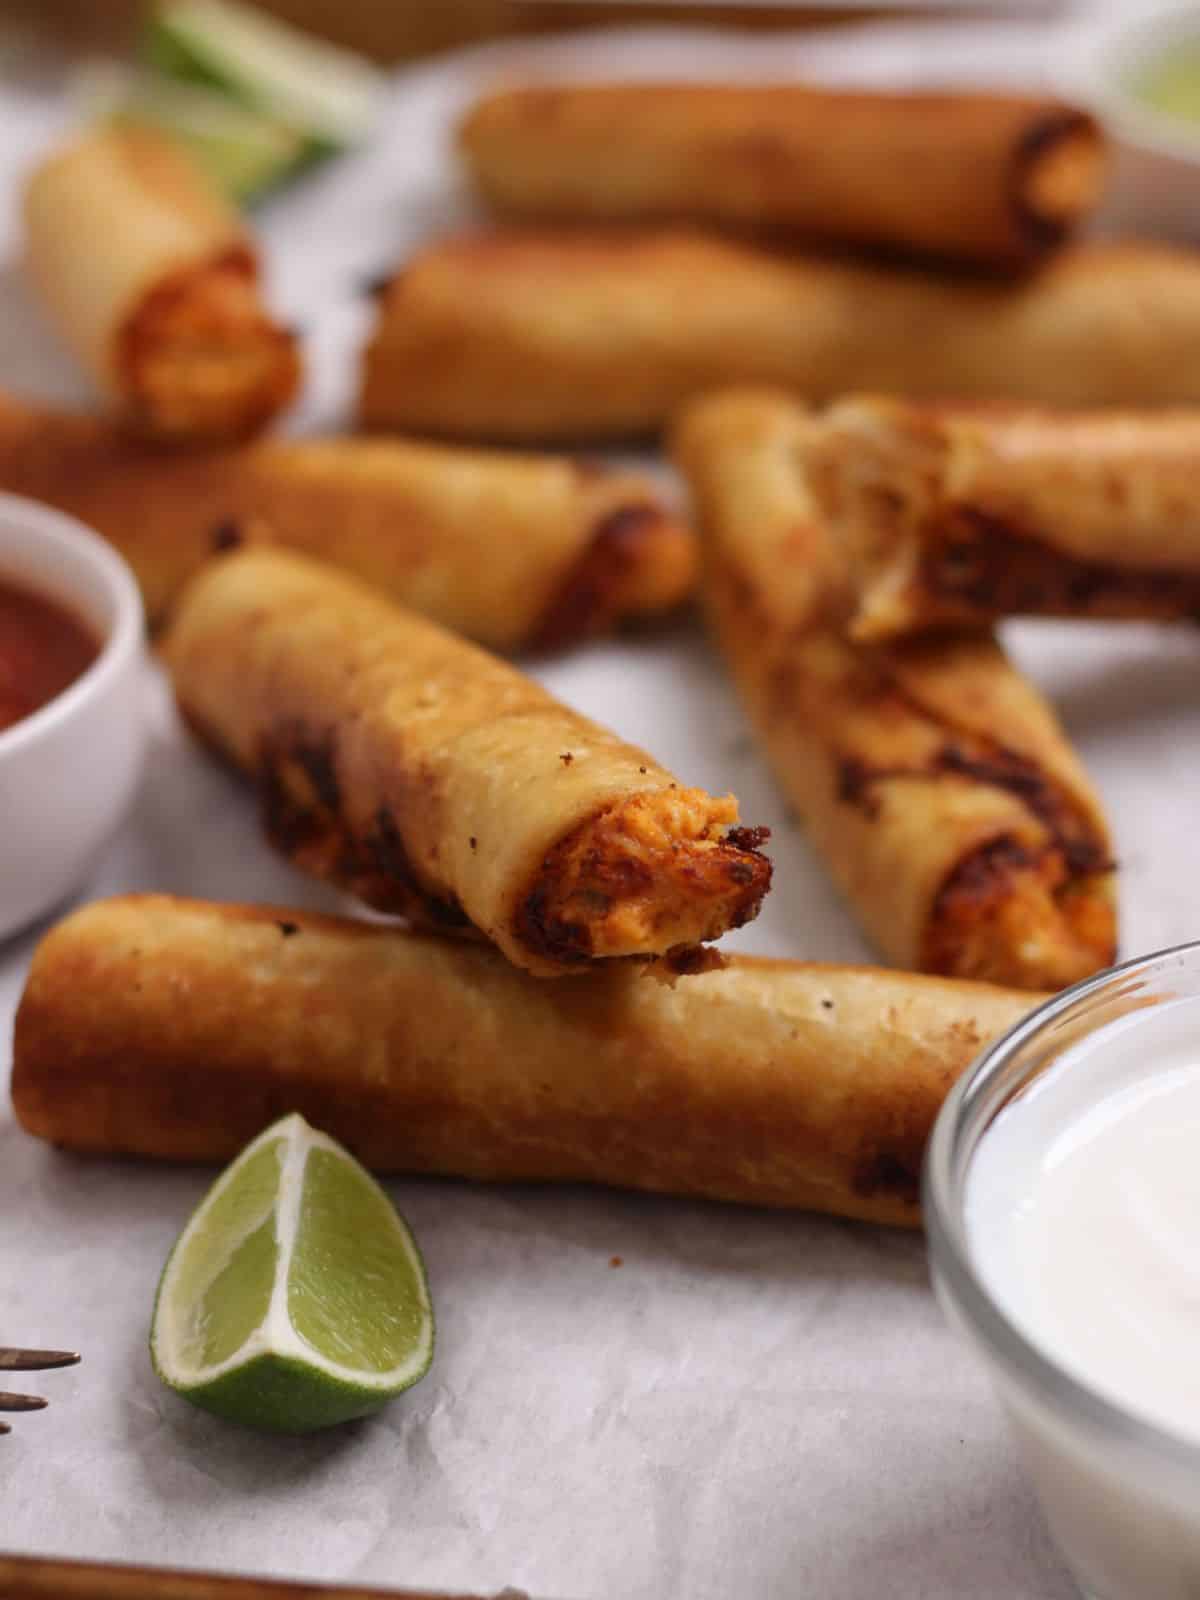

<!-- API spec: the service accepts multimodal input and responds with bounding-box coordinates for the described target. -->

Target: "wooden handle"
[0,1555,506,1600]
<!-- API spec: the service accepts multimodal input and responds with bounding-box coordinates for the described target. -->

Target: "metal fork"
[0,1348,80,1433]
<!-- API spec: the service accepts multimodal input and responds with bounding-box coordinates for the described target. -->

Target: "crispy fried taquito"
[459,84,1107,270]
[23,128,299,442]
[11,895,1041,1225]
[163,548,770,976]
[674,389,1115,991]
[810,396,1200,639]
[359,232,1200,443]
[0,391,694,645]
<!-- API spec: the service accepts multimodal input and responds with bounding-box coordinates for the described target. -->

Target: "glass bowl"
[925,941,1200,1600]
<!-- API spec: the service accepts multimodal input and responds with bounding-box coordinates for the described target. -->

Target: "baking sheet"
[1,16,1193,1598]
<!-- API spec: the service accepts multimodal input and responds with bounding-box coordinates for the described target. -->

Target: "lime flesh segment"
[150,1115,434,1434]
[289,1148,431,1375]
[169,1137,281,1368]
[198,1214,279,1368]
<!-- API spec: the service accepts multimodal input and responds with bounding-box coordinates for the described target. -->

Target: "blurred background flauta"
[0,0,1067,60]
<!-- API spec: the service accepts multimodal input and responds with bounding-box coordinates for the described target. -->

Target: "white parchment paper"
[1,13,1193,1597]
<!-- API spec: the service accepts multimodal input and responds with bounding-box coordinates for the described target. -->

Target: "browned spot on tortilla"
[939,833,1036,902]
[917,506,1200,624]
[836,756,883,820]
[256,724,471,933]
[357,809,471,930]
[211,519,244,553]
[832,723,1109,882]
[529,503,670,652]
[930,741,1110,873]
[289,731,341,813]
[258,726,337,864]
[852,1146,923,1207]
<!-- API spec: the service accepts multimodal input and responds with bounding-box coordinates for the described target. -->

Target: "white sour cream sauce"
[967,994,1200,1440]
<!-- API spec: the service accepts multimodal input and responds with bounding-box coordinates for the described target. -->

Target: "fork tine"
[0,1348,80,1433]
[0,1348,80,1371]
[0,1392,47,1412]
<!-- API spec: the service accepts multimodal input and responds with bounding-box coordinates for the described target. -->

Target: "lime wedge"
[145,0,382,153]
[74,62,305,202]
[150,1114,433,1434]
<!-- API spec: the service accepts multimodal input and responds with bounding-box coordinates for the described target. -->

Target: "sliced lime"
[150,1114,433,1434]
[145,0,382,153]
[73,62,305,202]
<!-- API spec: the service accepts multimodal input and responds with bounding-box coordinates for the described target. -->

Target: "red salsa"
[0,577,99,735]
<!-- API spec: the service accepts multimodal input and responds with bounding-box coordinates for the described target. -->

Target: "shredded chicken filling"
[518,787,771,964]
[924,835,1114,991]
[121,248,298,440]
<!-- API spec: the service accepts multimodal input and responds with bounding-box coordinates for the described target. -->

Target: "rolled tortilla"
[359,232,1200,443]
[673,388,1115,992]
[459,84,1107,269]
[23,128,300,442]
[163,547,770,976]
[10,895,1040,1225]
[810,396,1200,640]
[0,390,694,647]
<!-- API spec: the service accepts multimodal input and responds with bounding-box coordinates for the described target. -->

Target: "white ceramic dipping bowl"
[0,493,145,942]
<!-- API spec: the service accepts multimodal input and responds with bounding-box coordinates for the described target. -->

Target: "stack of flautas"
[23,128,300,442]
[674,389,1116,993]
[0,390,695,647]
[357,80,1137,442]
[13,78,1154,1237]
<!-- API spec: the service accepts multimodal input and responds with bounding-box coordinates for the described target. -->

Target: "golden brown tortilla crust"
[11,895,1041,1225]
[0,391,694,645]
[460,84,1107,268]
[163,547,769,975]
[358,233,1200,443]
[814,397,1200,638]
[674,388,1115,991]
[23,128,298,442]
